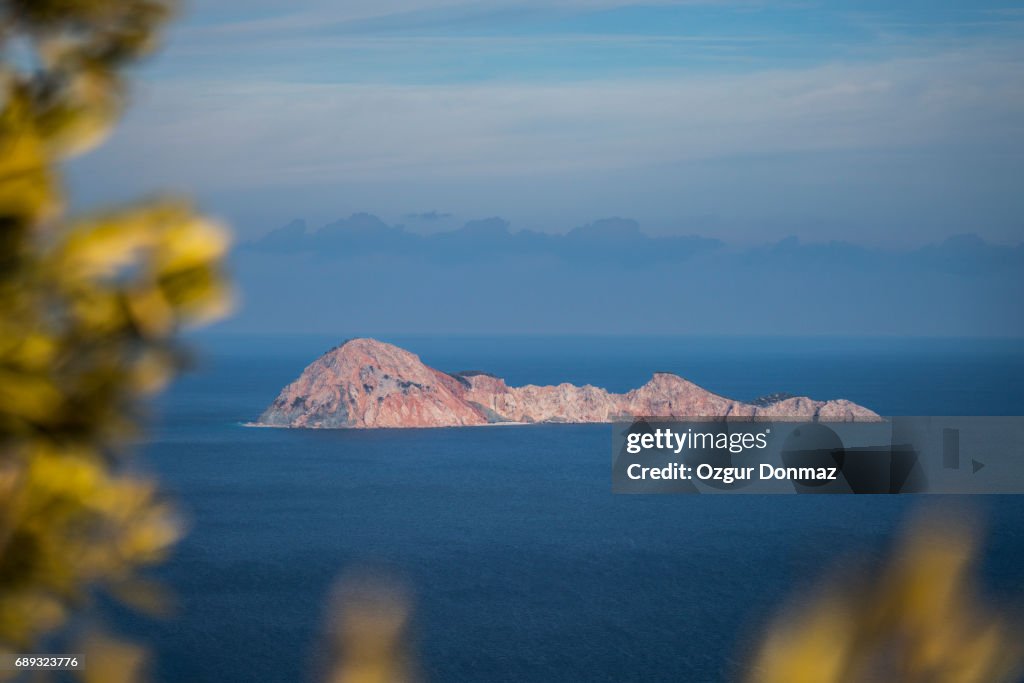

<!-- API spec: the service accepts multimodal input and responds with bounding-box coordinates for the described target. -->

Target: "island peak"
[255,338,878,429]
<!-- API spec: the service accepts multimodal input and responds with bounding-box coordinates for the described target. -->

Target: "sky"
[67,0,1024,246]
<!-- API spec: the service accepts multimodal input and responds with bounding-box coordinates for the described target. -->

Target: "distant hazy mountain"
[226,214,1024,336]
[242,213,1022,274]
[241,213,724,266]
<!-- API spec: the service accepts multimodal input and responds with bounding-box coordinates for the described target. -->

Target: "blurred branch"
[0,0,231,679]
[320,575,419,683]
[745,510,1023,683]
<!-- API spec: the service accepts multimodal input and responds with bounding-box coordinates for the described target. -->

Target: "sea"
[117,335,1024,682]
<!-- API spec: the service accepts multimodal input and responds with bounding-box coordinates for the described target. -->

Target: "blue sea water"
[126,336,1024,682]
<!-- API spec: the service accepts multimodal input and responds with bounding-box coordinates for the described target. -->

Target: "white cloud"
[186,0,752,36]
[89,47,1024,190]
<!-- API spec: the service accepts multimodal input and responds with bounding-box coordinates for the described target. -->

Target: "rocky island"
[255,339,878,429]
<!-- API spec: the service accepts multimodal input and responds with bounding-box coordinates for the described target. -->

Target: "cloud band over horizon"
[67,0,1024,248]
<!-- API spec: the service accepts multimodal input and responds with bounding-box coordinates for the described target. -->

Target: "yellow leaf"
[0,92,60,222]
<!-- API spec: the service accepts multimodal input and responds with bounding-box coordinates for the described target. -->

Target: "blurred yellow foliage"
[321,576,419,683]
[0,0,230,679]
[746,512,1024,683]
[79,630,149,683]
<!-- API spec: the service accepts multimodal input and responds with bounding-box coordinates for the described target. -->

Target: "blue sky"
[68,0,1024,245]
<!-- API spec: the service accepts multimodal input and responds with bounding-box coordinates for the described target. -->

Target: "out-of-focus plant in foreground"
[320,575,419,683]
[0,0,230,679]
[746,512,1023,683]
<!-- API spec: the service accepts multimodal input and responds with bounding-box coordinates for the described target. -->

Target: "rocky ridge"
[255,338,879,429]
